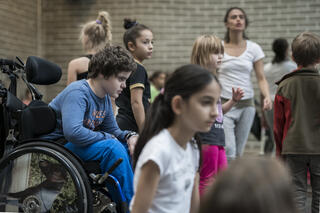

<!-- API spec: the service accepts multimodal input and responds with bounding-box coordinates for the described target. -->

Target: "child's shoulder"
[142,129,177,158]
[138,130,174,170]
[61,80,92,100]
[277,69,320,86]
[147,129,172,148]
[136,62,147,73]
[66,80,89,92]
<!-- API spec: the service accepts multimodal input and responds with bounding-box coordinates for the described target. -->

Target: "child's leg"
[65,139,134,203]
[235,106,255,157]
[264,108,275,154]
[223,109,238,161]
[199,145,219,197]
[285,155,308,213]
[217,146,228,172]
[309,155,320,213]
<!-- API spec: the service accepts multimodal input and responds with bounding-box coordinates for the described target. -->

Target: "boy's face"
[101,71,131,98]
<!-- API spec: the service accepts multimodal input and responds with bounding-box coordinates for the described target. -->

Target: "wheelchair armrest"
[6,91,25,112]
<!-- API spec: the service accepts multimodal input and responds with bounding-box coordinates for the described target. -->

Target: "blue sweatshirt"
[42,80,128,146]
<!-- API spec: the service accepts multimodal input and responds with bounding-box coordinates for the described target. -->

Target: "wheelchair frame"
[0,56,128,213]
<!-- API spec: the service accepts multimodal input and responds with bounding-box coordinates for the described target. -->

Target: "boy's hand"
[127,135,138,156]
[263,97,272,111]
[232,88,244,102]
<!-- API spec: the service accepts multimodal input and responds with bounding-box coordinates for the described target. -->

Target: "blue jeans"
[284,155,320,213]
[65,139,134,204]
[223,106,255,161]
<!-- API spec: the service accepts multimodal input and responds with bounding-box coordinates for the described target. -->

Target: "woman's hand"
[263,96,272,111]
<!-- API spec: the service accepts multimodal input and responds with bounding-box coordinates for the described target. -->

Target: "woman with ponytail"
[67,11,112,85]
[263,38,297,154]
[130,64,221,213]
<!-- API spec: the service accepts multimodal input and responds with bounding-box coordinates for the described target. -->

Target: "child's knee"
[103,139,129,159]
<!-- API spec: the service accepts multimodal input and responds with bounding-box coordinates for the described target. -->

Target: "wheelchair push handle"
[98,158,123,184]
[0,58,15,67]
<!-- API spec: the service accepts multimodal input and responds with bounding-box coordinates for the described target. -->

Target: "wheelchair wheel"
[0,141,93,213]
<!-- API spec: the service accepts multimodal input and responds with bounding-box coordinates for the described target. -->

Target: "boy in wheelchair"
[41,45,138,205]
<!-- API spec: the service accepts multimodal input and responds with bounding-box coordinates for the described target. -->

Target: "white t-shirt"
[218,40,265,99]
[264,60,297,101]
[130,129,199,213]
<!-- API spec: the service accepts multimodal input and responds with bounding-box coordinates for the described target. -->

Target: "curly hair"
[88,45,137,79]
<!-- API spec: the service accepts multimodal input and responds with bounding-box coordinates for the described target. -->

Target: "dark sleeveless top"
[116,62,151,131]
[76,54,93,80]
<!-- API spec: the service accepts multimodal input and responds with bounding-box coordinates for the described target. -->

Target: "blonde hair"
[80,11,112,53]
[191,35,224,73]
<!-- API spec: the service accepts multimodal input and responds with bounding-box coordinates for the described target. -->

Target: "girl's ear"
[128,41,136,52]
[171,95,184,115]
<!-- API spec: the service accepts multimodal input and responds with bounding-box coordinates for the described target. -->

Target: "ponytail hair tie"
[125,21,139,29]
[96,20,102,24]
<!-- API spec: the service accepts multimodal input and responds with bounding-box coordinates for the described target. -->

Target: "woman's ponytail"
[80,11,112,52]
[97,11,112,43]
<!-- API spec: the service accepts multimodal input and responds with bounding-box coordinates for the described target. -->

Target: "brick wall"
[0,0,40,99]
[0,0,39,59]
[1,0,320,102]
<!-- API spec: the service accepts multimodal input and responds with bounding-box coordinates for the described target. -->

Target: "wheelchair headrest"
[26,56,62,85]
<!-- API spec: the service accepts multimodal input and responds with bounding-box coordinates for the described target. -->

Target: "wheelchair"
[0,56,128,213]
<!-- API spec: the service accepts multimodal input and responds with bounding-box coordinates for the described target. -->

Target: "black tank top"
[76,54,93,80]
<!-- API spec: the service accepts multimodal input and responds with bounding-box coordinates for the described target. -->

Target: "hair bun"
[124,18,138,30]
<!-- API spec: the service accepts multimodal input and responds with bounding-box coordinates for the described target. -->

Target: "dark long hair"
[224,7,249,43]
[272,38,289,64]
[133,64,220,168]
[123,18,151,51]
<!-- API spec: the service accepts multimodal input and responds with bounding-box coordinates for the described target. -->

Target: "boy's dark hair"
[88,45,137,79]
[224,7,249,43]
[133,64,221,168]
[291,32,320,67]
[123,18,151,51]
[272,38,289,64]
